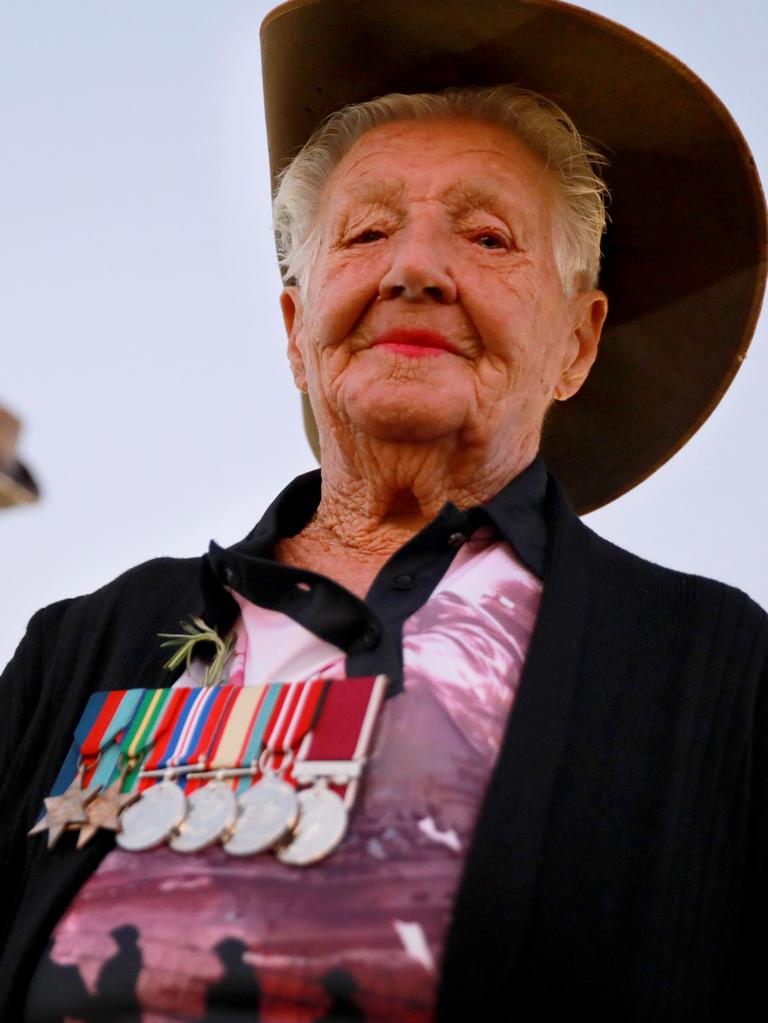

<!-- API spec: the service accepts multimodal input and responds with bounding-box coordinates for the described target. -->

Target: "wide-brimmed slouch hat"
[260,0,766,513]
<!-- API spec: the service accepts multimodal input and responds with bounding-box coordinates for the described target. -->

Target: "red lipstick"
[370,328,458,358]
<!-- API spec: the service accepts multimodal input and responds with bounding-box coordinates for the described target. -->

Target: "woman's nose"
[378,227,457,303]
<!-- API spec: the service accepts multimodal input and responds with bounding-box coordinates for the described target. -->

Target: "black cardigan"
[2,476,767,1021]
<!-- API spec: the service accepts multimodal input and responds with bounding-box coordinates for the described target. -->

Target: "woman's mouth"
[370,329,458,358]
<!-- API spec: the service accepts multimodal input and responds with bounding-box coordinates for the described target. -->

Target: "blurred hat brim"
[0,460,39,509]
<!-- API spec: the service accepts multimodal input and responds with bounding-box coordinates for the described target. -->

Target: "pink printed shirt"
[26,472,546,1023]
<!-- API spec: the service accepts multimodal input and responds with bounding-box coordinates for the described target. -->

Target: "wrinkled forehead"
[319,117,558,234]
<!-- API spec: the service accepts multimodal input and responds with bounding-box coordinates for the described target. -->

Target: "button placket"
[392,573,416,591]
[359,624,380,650]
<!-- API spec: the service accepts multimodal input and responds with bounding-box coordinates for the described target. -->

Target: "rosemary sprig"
[159,616,235,687]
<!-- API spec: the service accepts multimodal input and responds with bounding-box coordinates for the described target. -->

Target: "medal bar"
[28,674,388,865]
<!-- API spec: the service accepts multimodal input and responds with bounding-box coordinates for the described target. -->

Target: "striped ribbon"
[51,675,385,804]
[229,684,283,795]
[76,689,144,757]
[230,679,328,793]
[81,689,147,792]
[135,686,199,791]
[45,691,119,800]
[154,680,329,793]
[117,688,181,791]
[178,686,240,794]
[44,689,148,797]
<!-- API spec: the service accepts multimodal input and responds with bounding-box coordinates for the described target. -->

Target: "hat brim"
[261,0,767,513]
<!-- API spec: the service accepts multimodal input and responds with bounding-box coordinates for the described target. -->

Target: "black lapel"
[436,476,593,1019]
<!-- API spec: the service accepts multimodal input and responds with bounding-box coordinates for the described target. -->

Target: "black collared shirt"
[205,457,547,695]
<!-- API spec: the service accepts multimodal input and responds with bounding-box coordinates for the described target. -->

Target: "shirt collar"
[480,455,548,577]
[210,455,548,581]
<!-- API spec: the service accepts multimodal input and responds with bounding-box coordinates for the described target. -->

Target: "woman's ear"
[555,289,608,401]
[280,287,308,393]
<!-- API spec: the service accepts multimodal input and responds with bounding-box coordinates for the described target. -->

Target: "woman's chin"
[346,404,465,445]
[320,376,470,445]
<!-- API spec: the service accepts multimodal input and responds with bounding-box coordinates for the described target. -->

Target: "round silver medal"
[116,781,187,852]
[274,784,348,866]
[169,781,238,853]
[223,776,299,857]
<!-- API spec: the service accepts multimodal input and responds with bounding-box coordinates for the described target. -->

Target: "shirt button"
[360,624,380,650]
[448,531,467,547]
[223,563,240,587]
[392,573,415,590]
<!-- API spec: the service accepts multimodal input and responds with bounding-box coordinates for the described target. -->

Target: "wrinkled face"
[281,118,606,457]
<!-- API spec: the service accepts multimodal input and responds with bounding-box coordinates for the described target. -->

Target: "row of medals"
[113,768,350,866]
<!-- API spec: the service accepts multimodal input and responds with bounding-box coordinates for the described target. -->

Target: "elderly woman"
[2,1,768,1021]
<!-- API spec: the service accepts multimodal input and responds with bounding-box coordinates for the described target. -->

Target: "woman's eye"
[474,232,508,250]
[351,229,386,244]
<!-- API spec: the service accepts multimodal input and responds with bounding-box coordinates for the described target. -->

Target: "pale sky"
[2,0,766,667]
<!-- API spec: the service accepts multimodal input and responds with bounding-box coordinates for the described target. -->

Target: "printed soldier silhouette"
[201,936,261,1022]
[24,938,95,1022]
[93,924,143,1022]
[26,928,143,1022]
[314,968,366,1023]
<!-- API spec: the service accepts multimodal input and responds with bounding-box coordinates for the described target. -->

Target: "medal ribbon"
[43,689,149,800]
[162,686,230,769]
[136,687,200,791]
[230,683,284,794]
[75,689,144,758]
[216,679,328,795]
[183,685,240,793]
[266,678,328,756]
[292,674,388,804]
[79,690,148,791]
[175,681,328,787]
[300,676,383,761]
[118,688,180,791]
[47,673,385,812]
[130,681,331,792]
[208,685,265,770]
[43,690,118,801]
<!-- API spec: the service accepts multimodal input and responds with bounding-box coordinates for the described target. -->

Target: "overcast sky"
[2,0,767,667]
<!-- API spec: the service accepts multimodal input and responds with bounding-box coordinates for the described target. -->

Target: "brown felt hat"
[260,0,766,513]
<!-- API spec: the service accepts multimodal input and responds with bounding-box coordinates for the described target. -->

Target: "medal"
[116,780,187,851]
[274,673,388,865]
[124,686,236,846]
[223,774,298,856]
[221,679,328,854]
[77,770,140,849]
[275,781,348,866]
[27,765,99,849]
[166,687,242,851]
[28,689,147,848]
[169,780,238,852]
[97,687,192,846]
[74,691,152,847]
[31,671,388,865]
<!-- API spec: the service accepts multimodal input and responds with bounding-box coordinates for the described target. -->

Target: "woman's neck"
[275,435,536,595]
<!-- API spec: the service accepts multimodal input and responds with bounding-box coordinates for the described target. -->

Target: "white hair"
[273,85,609,296]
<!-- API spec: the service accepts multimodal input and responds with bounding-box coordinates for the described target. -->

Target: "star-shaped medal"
[76,774,140,849]
[27,767,99,849]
